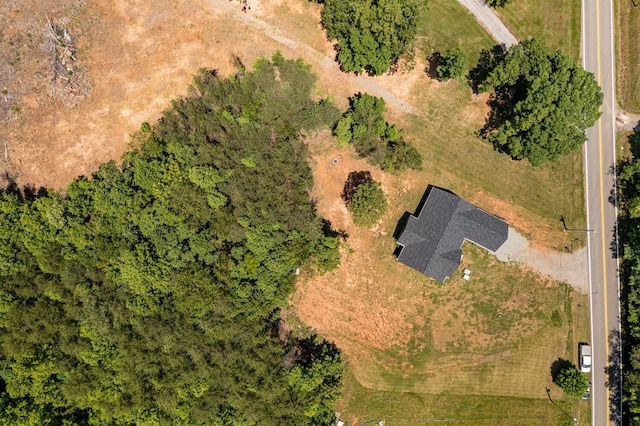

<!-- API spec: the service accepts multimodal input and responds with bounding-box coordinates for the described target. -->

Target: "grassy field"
[277,0,592,424]
[340,368,591,426]
[417,0,581,63]
[399,79,586,250]
[495,0,582,61]
[297,137,591,424]
[330,244,592,425]
[616,0,640,113]
[409,0,588,250]
[416,0,495,64]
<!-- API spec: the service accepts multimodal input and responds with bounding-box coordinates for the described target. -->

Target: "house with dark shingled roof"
[396,186,509,283]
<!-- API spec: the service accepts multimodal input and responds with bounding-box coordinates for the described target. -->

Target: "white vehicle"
[580,344,592,373]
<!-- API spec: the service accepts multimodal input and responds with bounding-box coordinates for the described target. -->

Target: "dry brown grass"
[294,134,587,399]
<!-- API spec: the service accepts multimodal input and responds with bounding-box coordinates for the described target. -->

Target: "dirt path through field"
[206,0,419,115]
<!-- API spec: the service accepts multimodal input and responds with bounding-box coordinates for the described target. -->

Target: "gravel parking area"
[495,227,589,293]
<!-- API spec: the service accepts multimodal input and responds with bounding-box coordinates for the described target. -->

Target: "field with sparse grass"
[1,0,592,424]
[494,0,582,61]
[616,0,640,112]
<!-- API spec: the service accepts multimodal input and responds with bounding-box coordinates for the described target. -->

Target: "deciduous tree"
[435,47,468,81]
[321,0,419,75]
[554,365,589,398]
[347,180,387,227]
[471,38,603,166]
[334,93,422,173]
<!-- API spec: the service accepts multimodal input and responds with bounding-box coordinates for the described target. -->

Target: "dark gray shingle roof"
[396,187,508,282]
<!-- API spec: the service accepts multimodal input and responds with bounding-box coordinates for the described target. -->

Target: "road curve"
[456,0,518,47]
[582,0,623,423]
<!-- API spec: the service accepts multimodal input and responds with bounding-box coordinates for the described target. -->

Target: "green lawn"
[416,0,495,64]
[494,0,582,61]
[340,369,589,425]
[406,0,587,250]
[398,79,586,250]
[417,0,581,63]
[616,0,640,112]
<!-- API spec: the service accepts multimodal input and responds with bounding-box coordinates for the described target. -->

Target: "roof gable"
[396,186,508,282]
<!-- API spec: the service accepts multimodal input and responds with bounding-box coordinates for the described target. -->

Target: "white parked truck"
[580,344,592,373]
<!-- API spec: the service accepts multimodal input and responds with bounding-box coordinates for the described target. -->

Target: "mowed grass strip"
[340,368,590,426]
[616,0,640,112]
[494,0,582,61]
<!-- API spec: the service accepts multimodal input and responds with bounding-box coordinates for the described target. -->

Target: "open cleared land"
[616,0,640,113]
[294,133,590,424]
[495,0,582,61]
[0,0,589,424]
[0,0,586,248]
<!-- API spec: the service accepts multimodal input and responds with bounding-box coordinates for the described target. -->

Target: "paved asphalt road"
[582,0,623,424]
[457,0,624,422]
[457,0,518,47]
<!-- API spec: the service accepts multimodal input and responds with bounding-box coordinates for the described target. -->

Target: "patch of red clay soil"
[293,132,418,356]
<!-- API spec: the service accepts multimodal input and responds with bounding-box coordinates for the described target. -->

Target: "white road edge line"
[581,1,596,425]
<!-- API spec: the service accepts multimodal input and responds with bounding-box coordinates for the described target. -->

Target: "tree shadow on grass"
[321,218,348,240]
[550,358,574,382]
[425,52,441,79]
[341,170,372,205]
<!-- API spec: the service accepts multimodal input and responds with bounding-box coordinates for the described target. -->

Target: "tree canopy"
[471,38,603,166]
[553,365,589,398]
[615,135,640,422]
[334,93,422,173]
[0,53,343,425]
[342,172,387,227]
[435,47,468,81]
[321,0,419,76]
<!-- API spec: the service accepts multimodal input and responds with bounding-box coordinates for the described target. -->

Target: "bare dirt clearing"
[1,0,424,189]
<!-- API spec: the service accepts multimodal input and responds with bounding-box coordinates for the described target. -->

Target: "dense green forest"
[0,54,343,425]
[618,132,640,423]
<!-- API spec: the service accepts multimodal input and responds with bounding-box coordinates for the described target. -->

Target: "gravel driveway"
[457,0,518,47]
[495,227,589,293]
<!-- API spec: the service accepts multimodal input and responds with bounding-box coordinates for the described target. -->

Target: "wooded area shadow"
[3,174,48,200]
[608,329,623,424]
[322,219,348,240]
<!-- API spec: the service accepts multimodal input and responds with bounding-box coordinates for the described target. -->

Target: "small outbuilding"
[395,186,508,283]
